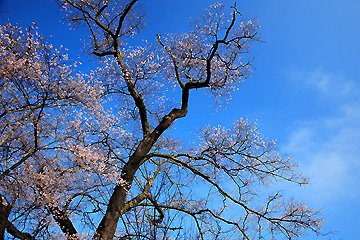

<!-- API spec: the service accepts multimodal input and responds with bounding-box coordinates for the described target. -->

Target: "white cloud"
[289,67,357,97]
[283,67,360,203]
[284,105,360,203]
[286,107,360,202]
[306,68,354,95]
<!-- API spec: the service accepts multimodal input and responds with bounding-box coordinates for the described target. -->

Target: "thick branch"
[0,195,11,239]
[146,194,165,224]
[95,0,108,19]
[0,194,35,240]
[120,163,161,215]
[94,56,213,237]
[48,206,79,240]
[6,222,35,240]
[115,0,139,37]
[116,56,152,136]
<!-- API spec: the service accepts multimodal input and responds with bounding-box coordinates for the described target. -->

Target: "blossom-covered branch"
[1,1,324,239]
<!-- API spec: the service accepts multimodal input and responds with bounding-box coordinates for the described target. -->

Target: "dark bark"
[93,33,216,239]
[0,195,11,239]
[94,97,190,239]
[6,222,35,240]
[60,1,227,238]
[0,194,35,240]
[48,205,79,240]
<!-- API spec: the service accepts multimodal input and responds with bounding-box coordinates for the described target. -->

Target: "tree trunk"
[0,194,11,239]
[94,112,183,239]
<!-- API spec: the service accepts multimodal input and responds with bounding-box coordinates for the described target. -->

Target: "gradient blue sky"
[1,0,359,239]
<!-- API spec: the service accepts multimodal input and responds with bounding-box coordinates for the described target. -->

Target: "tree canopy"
[0,1,323,239]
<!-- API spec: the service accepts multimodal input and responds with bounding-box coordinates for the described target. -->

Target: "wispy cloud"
[284,68,360,203]
[285,106,360,201]
[289,67,357,98]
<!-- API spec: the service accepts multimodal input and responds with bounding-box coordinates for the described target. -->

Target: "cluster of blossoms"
[0,1,324,239]
[0,22,129,238]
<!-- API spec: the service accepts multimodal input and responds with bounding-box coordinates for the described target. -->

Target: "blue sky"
[1,0,360,239]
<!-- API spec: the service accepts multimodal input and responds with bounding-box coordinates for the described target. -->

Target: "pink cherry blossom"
[1,2,323,240]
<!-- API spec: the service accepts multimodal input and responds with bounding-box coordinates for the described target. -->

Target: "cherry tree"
[1,0,324,239]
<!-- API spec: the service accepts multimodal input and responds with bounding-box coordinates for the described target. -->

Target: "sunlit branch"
[121,163,161,215]
[146,194,165,224]
[66,0,152,136]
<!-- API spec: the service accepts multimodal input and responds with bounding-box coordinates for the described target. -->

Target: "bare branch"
[157,34,185,89]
